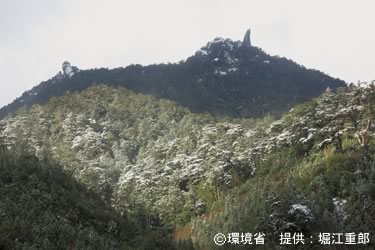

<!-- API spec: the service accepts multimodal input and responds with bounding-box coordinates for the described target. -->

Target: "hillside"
[1,83,375,248]
[0,30,345,119]
[0,148,175,249]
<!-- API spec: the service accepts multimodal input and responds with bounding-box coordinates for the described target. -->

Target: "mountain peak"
[0,33,345,120]
[194,29,254,61]
[242,29,251,47]
[62,61,79,78]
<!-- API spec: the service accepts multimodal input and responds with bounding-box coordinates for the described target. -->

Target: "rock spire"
[242,29,251,47]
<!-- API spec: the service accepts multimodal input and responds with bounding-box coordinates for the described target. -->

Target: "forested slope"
[0,32,345,120]
[1,84,375,248]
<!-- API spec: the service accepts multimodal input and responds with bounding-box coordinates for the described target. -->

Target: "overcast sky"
[1,0,374,108]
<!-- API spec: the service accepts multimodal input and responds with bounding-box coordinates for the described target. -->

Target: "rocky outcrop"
[62,61,79,78]
[0,33,346,120]
[242,29,251,47]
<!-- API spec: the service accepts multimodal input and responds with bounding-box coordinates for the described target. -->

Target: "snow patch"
[288,204,313,221]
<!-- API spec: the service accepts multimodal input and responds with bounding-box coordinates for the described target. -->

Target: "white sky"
[1,0,374,108]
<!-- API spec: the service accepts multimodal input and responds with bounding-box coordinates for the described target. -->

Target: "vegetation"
[1,82,375,249]
[0,37,344,120]
[0,148,179,249]
[191,84,375,249]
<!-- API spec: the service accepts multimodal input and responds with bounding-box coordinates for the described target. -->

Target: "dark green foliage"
[191,147,375,248]
[0,39,345,120]
[190,85,375,248]
[0,150,174,249]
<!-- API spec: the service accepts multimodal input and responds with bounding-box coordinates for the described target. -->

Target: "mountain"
[2,30,373,249]
[0,30,345,119]
[1,83,375,248]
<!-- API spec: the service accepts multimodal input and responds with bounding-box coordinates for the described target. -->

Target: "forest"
[1,83,374,249]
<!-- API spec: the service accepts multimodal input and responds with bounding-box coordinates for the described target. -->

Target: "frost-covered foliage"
[3,83,375,248]
[263,85,375,153]
[0,147,152,249]
[1,85,268,225]
[189,84,375,247]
